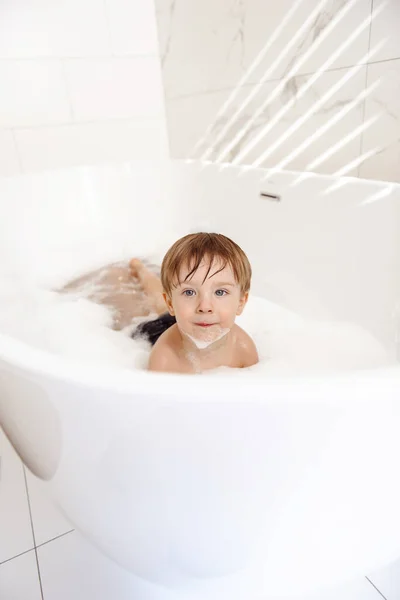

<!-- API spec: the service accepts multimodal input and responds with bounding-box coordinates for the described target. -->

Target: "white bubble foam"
[0,262,392,376]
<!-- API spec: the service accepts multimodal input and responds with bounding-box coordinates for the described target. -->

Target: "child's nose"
[197,295,213,313]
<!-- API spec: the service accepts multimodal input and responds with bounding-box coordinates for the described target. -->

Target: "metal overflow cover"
[260,192,281,201]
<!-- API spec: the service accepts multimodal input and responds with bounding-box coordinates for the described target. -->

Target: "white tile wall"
[359,59,400,183]
[0,0,168,175]
[0,0,110,59]
[0,60,71,128]
[156,0,400,183]
[63,57,165,121]
[15,119,168,172]
[159,0,372,100]
[0,131,21,176]
[166,66,366,175]
[105,0,160,56]
[369,0,400,62]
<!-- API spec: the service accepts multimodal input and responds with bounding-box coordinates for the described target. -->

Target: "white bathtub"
[0,160,400,599]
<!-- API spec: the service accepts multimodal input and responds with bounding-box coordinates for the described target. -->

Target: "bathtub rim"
[2,157,400,190]
[0,330,399,405]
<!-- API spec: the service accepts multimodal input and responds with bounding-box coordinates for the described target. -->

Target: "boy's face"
[163,257,248,346]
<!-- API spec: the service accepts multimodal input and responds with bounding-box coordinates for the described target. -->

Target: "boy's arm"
[147,344,181,373]
[239,332,259,368]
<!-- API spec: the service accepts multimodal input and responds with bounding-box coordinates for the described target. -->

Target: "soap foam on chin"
[183,327,231,350]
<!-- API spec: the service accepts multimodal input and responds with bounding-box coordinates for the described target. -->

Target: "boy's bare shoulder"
[147,324,183,373]
[233,325,259,368]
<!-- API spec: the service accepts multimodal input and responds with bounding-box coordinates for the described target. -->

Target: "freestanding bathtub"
[0,160,400,599]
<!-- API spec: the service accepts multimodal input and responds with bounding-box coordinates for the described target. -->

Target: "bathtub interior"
[1,161,400,598]
[0,159,399,375]
[180,163,400,352]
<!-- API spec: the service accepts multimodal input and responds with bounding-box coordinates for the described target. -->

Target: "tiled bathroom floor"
[0,427,398,600]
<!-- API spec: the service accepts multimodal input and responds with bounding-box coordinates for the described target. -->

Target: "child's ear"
[163,292,175,316]
[236,291,249,316]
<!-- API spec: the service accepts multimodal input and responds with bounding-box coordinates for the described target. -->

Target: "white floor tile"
[0,550,42,600]
[0,429,34,563]
[368,556,400,600]
[37,531,176,600]
[25,470,73,547]
[36,528,390,600]
[298,576,386,600]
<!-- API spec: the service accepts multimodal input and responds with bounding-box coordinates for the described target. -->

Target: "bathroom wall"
[156,0,400,184]
[0,0,168,175]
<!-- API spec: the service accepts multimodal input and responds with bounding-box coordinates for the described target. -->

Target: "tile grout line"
[0,547,35,566]
[357,0,374,177]
[10,129,24,173]
[2,114,162,133]
[36,529,75,550]
[365,575,389,600]
[167,57,400,103]
[0,529,75,567]
[102,0,115,57]
[59,59,76,122]
[23,467,45,600]
[0,53,157,62]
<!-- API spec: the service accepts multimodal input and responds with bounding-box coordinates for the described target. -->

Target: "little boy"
[63,233,258,374]
[133,232,258,373]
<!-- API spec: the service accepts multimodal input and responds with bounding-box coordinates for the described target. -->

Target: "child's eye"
[183,289,195,297]
[215,289,228,297]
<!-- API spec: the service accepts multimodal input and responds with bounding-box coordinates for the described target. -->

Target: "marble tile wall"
[156,0,400,183]
[0,0,168,175]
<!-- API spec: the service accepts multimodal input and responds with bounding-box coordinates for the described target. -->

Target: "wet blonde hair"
[161,232,252,295]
